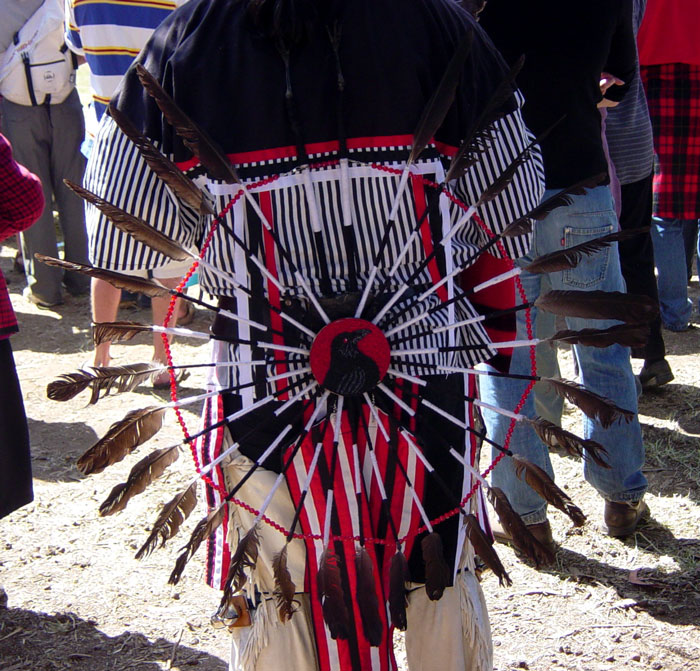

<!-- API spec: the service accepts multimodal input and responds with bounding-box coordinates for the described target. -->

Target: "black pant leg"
[617,173,666,362]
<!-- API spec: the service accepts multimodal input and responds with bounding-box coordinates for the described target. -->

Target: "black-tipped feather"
[64,180,194,263]
[511,455,586,526]
[169,502,228,585]
[535,290,658,324]
[92,321,156,347]
[524,229,649,274]
[464,514,512,586]
[550,323,650,348]
[135,64,239,183]
[446,54,525,183]
[408,31,474,165]
[99,445,180,516]
[36,254,170,298]
[108,104,216,215]
[355,548,383,646]
[527,417,610,468]
[47,363,163,404]
[317,548,350,640]
[272,545,297,622]
[542,378,634,428]
[77,406,167,475]
[135,481,198,559]
[388,550,410,631]
[421,532,450,600]
[221,527,260,603]
[488,488,554,568]
[502,173,606,237]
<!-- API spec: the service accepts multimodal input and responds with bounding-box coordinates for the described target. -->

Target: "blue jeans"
[650,217,699,331]
[478,186,647,524]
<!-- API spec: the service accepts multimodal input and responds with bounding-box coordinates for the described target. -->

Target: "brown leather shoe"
[603,499,649,537]
[492,519,556,556]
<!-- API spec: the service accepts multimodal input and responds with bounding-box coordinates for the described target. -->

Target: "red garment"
[0,133,45,337]
[637,0,700,67]
[641,63,700,219]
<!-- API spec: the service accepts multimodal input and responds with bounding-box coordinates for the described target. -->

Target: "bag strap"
[14,32,39,107]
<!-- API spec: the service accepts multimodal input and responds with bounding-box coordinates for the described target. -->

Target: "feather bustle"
[36,254,170,298]
[551,323,650,348]
[421,532,451,600]
[220,527,260,607]
[272,544,297,622]
[488,488,554,568]
[511,455,586,526]
[135,64,239,184]
[317,548,350,640]
[92,321,155,347]
[534,290,658,324]
[108,104,216,215]
[355,547,383,646]
[47,363,162,404]
[77,406,167,475]
[528,417,610,468]
[542,378,634,429]
[464,514,512,587]
[408,31,474,165]
[169,502,228,584]
[502,173,606,237]
[99,445,180,516]
[135,481,198,559]
[64,180,193,262]
[388,550,410,631]
[524,230,651,274]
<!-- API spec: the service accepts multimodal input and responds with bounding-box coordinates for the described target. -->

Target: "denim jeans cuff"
[519,507,548,525]
[603,488,647,504]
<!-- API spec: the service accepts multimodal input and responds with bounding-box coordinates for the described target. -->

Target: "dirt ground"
[1,239,699,671]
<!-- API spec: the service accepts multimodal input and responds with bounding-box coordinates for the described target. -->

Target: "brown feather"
[421,531,451,600]
[169,502,227,584]
[502,173,606,237]
[446,54,525,182]
[316,547,350,640]
[388,550,410,631]
[542,378,634,428]
[535,289,658,324]
[46,370,94,402]
[355,547,383,646]
[408,31,473,165]
[47,363,162,404]
[272,544,297,622]
[36,254,170,298]
[92,321,155,347]
[99,445,180,516]
[551,323,650,348]
[464,514,512,586]
[108,104,216,216]
[488,488,554,568]
[76,406,167,475]
[527,417,610,468]
[524,229,649,274]
[135,481,198,559]
[135,64,239,183]
[511,455,586,527]
[64,180,193,262]
[221,527,260,603]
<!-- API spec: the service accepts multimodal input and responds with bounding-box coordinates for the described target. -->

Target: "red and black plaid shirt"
[0,133,45,337]
[641,62,700,220]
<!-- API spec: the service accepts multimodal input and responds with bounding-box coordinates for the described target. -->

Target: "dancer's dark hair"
[246,0,332,45]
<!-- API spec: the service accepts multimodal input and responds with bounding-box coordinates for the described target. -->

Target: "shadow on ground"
[0,607,228,671]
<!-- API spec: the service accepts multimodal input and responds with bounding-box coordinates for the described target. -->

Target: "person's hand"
[599,72,624,95]
[598,72,624,108]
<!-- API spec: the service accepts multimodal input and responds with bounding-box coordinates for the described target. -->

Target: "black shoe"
[638,359,674,391]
